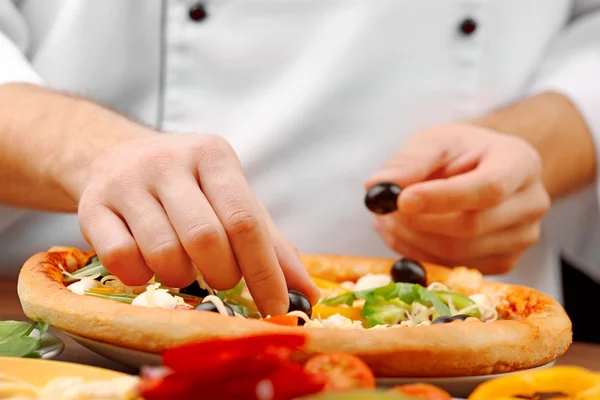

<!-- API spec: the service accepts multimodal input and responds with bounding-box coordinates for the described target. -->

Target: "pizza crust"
[17,248,572,377]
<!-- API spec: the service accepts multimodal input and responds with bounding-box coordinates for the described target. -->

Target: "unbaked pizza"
[17,246,572,377]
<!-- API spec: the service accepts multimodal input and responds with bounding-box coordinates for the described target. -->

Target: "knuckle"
[100,241,138,267]
[195,135,234,162]
[224,208,260,237]
[459,213,482,238]
[145,238,182,263]
[537,189,552,215]
[246,266,278,287]
[434,238,462,263]
[520,225,541,248]
[182,223,222,250]
[480,179,507,206]
[138,148,176,169]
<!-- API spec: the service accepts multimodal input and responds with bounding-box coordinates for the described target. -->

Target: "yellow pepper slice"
[87,287,119,295]
[313,304,362,321]
[468,366,600,400]
[311,276,349,292]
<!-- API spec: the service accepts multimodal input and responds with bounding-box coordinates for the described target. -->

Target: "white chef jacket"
[1,0,600,302]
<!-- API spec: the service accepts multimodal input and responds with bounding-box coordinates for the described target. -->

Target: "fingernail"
[264,299,288,317]
[400,193,424,213]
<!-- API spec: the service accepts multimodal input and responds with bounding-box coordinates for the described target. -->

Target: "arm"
[472,92,596,200]
[0,82,151,211]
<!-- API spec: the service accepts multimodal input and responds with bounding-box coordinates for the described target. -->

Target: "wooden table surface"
[2,279,600,374]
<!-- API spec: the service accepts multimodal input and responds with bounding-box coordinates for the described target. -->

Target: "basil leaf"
[0,321,31,339]
[0,335,39,357]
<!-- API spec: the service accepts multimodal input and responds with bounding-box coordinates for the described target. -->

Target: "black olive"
[179,280,210,298]
[432,316,455,324]
[432,314,473,324]
[390,258,426,286]
[195,301,235,316]
[451,314,471,321]
[364,182,402,214]
[288,290,312,325]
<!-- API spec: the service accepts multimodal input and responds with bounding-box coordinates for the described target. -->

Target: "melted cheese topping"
[305,314,364,329]
[131,283,182,309]
[351,274,392,292]
[66,278,100,295]
[201,295,230,316]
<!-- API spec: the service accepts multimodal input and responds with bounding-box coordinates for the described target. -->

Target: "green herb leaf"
[84,291,135,303]
[321,291,356,306]
[415,286,451,316]
[0,321,32,339]
[0,335,39,357]
[0,320,49,358]
[229,303,249,317]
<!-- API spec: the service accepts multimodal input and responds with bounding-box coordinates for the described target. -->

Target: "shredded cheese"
[201,295,230,316]
[426,282,449,292]
[132,283,178,309]
[286,310,312,324]
[67,278,100,295]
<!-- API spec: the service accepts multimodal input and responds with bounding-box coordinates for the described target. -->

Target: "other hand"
[366,123,551,274]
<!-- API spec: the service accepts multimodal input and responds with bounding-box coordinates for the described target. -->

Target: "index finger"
[399,151,533,214]
[195,136,289,317]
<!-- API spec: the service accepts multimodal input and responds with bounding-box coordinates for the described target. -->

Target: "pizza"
[17,246,572,377]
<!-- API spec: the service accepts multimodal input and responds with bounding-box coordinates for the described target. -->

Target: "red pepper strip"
[196,361,326,400]
[140,358,284,400]
[162,333,306,371]
[163,345,294,374]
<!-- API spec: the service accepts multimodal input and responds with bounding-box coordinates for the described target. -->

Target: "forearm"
[473,92,596,200]
[0,83,154,211]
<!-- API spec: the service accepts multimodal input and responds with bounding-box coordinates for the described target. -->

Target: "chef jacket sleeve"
[0,2,42,85]
[527,7,600,280]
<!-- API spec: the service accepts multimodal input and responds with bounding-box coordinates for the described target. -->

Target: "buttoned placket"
[453,0,485,120]
[162,0,213,132]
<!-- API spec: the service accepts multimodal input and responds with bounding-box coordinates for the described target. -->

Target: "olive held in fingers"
[365,182,402,214]
[288,290,312,325]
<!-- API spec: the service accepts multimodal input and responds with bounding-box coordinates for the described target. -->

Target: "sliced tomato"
[304,352,375,390]
[313,304,362,321]
[262,315,299,326]
[390,383,452,400]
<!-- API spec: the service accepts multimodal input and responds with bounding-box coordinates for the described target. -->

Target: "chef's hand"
[76,132,319,316]
[366,123,551,274]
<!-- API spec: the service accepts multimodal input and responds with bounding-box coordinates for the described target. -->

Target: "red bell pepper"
[162,333,306,372]
[141,333,323,400]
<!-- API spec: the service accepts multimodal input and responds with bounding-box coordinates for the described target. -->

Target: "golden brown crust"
[18,248,572,377]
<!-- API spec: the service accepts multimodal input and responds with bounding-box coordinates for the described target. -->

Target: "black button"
[459,18,477,36]
[189,3,208,22]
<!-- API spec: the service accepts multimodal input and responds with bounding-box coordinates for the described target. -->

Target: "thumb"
[366,143,448,212]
